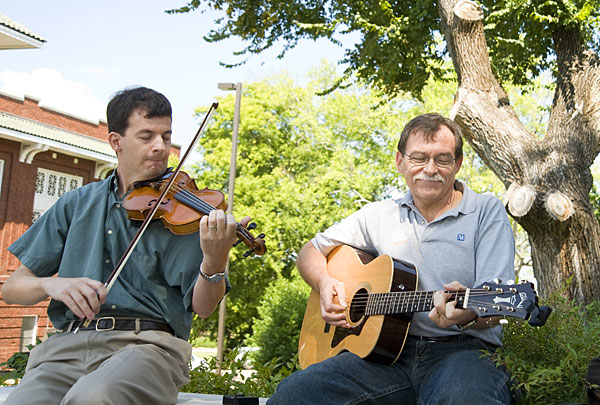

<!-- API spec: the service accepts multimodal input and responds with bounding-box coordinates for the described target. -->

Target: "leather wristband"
[456,316,478,331]
[199,263,226,283]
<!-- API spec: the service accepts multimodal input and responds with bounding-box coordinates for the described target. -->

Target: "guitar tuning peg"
[247,222,257,230]
[243,249,253,257]
[233,239,243,247]
[258,233,265,239]
[507,279,515,285]
[493,278,502,284]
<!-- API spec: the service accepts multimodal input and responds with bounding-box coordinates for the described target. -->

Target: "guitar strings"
[346,301,520,314]
[356,294,520,307]
[345,290,523,314]
[346,289,517,302]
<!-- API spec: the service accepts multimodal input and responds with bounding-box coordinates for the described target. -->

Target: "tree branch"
[548,27,600,167]
[438,0,538,185]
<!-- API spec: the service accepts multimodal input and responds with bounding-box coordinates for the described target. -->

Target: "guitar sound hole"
[349,288,368,323]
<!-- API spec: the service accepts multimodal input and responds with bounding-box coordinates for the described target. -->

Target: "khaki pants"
[4,330,192,405]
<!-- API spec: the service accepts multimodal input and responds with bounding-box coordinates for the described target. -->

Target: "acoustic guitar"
[298,245,547,369]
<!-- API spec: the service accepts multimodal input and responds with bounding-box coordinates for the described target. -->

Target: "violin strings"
[162,182,251,236]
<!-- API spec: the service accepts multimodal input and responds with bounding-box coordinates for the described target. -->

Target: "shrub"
[0,340,42,385]
[181,346,297,397]
[0,350,28,385]
[246,276,310,366]
[493,286,600,403]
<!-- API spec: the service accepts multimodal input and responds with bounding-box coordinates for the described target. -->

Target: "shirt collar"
[107,171,120,195]
[399,179,476,216]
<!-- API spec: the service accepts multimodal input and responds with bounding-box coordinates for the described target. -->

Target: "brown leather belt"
[64,317,174,335]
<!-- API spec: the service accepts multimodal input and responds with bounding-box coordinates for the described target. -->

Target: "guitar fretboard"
[365,290,465,316]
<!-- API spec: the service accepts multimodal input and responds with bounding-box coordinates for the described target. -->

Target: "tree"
[188,66,411,345]
[246,275,310,366]
[440,0,600,304]
[170,0,600,303]
[187,63,546,349]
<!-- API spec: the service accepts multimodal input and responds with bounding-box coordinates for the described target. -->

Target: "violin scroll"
[234,222,267,257]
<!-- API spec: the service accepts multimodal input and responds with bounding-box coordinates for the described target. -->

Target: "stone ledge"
[0,386,268,404]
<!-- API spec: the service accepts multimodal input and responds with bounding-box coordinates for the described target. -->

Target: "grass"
[190,335,217,348]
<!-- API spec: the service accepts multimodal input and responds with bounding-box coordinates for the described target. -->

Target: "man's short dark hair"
[397,113,463,160]
[106,86,172,135]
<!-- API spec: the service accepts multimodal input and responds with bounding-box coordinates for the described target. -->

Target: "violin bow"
[73,102,219,332]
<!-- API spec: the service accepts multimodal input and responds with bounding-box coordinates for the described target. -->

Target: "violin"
[123,169,267,257]
[74,103,251,333]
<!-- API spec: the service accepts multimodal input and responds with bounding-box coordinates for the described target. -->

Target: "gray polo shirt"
[312,181,515,346]
[9,173,215,340]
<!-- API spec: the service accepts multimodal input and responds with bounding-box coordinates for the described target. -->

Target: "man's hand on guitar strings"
[429,281,476,329]
[319,276,350,328]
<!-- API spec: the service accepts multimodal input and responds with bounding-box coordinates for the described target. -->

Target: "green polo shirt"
[9,173,214,340]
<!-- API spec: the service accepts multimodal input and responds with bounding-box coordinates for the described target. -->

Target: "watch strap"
[199,264,226,283]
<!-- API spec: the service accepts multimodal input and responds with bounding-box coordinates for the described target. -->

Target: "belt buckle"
[95,316,116,331]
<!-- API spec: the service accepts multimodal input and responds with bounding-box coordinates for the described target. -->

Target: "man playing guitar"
[269,113,515,404]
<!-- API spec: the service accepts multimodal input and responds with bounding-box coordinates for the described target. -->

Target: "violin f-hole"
[147,198,170,207]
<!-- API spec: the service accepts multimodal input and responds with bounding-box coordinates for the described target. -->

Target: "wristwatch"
[199,264,226,283]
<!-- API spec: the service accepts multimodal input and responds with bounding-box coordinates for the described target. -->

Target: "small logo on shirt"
[457,234,465,241]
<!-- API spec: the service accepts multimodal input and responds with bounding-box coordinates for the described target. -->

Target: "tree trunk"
[437,0,600,303]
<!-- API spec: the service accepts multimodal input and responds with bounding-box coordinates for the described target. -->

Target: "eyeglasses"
[404,153,456,168]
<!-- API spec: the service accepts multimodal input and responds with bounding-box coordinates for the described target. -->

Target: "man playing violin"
[2,86,246,404]
[268,113,515,404]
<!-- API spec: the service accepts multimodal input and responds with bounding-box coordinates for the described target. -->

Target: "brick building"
[0,90,119,363]
[0,13,184,365]
[0,13,45,50]
[0,12,51,364]
[0,89,183,363]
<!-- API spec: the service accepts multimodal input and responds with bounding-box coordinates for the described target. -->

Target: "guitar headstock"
[460,281,548,323]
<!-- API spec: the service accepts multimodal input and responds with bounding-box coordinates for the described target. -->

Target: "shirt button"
[116,203,121,208]
[111,305,117,309]
[108,229,113,235]
[105,259,110,264]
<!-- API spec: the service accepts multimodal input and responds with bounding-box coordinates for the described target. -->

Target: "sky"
[1,1,350,149]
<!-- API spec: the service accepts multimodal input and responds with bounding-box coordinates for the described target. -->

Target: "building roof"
[0,111,116,164]
[0,14,46,49]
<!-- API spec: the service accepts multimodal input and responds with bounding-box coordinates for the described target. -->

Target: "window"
[19,315,38,352]
[33,168,83,223]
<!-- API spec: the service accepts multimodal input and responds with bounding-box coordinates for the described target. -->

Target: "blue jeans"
[268,335,512,404]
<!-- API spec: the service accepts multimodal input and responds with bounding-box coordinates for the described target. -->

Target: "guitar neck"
[366,290,466,316]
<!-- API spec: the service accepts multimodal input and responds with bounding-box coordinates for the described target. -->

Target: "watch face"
[200,265,225,283]
[207,273,224,282]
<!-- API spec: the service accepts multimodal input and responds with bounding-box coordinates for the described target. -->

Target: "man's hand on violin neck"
[43,277,106,320]
[199,210,250,273]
